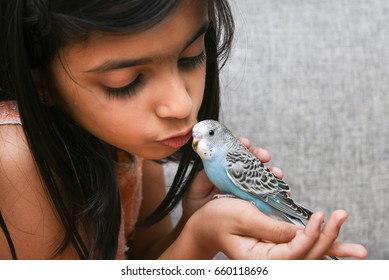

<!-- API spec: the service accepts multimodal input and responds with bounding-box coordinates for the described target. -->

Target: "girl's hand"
[181,137,276,219]
[184,197,367,260]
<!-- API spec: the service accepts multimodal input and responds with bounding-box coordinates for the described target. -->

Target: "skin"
[48,2,207,160]
[0,1,367,259]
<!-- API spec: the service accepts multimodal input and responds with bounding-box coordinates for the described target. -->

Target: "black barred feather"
[225,141,312,223]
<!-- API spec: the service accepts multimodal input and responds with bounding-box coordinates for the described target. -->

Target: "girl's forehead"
[57,1,209,70]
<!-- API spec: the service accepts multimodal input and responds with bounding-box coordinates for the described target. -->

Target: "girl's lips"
[160,131,193,148]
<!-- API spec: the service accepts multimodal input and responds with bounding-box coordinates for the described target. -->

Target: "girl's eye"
[103,52,205,99]
[105,74,144,99]
[178,51,206,70]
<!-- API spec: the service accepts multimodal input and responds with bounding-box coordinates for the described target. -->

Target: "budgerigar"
[192,120,338,259]
[192,119,314,226]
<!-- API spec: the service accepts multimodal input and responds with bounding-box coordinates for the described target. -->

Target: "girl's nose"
[155,73,193,119]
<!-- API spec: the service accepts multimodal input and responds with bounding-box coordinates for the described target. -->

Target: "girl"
[0,0,367,259]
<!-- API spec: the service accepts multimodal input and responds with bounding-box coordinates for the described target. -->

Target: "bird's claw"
[212,194,256,206]
[213,194,238,199]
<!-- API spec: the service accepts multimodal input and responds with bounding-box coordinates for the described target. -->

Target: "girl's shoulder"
[0,100,24,169]
[0,106,74,259]
[0,100,31,194]
[0,118,30,181]
[0,100,30,190]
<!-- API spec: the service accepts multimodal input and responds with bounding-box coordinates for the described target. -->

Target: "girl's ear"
[31,68,55,106]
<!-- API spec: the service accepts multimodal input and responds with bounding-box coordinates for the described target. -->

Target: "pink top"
[0,100,143,259]
[0,100,21,125]
[115,153,143,259]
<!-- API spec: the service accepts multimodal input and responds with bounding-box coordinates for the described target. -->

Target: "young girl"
[0,0,367,259]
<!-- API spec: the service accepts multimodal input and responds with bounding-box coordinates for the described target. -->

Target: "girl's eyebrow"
[86,21,210,73]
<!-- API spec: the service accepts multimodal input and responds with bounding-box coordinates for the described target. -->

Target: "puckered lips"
[159,127,194,149]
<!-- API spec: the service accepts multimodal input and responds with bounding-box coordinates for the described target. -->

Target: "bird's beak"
[192,138,199,151]
[192,131,202,151]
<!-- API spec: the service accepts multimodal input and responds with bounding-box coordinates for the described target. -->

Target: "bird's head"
[192,120,235,160]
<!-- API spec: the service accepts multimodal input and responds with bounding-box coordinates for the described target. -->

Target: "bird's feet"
[213,194,256,206]
[213,194,238,199]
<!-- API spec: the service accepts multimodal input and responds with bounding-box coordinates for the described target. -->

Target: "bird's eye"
[209,130,215,136]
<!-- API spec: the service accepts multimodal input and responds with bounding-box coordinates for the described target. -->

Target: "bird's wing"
[225,145,312,221]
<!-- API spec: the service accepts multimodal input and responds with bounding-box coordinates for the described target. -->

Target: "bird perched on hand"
[192,119,313,227]
[192,120,339,260]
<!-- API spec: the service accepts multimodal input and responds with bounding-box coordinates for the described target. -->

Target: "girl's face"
[48,2,208,159]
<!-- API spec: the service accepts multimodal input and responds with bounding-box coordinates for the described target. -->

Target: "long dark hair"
[0,0,234,259]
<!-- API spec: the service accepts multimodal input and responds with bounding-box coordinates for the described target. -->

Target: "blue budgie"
[192,120,338,259]
[192,119,314,226]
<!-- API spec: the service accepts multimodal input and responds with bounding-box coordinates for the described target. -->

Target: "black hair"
[0,0,234,259]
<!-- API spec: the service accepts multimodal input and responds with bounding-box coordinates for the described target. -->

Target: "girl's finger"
[237,136,251,148]
[251,147,271,163]
[236,136,272,163]
[268,166,284,179]
[254,211,324,260]
[275,211,324,259]
[303,210,347,259]
[326,241,368,259]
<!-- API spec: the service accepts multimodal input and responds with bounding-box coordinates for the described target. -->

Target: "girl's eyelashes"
[178,51,206,70]
[105,74,144,99]
[103,51,206,99]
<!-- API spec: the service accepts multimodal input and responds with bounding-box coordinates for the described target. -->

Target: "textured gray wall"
[218,0,389,259]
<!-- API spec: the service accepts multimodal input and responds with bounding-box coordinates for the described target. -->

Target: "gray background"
[168,0,389,259]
